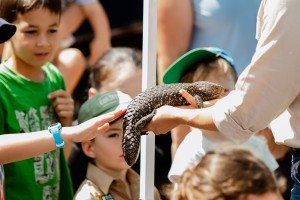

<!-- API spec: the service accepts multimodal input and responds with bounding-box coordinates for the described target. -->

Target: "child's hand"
[62,109,126,142]
[48,90,74,126]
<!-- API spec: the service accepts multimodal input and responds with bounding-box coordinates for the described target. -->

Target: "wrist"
[48,123,65,149]
[60,127,73,143]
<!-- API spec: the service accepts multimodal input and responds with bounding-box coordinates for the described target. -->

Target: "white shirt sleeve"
[212,0,300,146]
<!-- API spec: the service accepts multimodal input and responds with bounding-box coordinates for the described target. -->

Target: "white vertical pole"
[140,0,157,199]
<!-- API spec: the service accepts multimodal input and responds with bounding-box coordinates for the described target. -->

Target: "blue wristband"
[48,123,65,149]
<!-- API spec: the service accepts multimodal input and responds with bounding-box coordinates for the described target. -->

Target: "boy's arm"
[79,1,111,65]
[0,109,125,164]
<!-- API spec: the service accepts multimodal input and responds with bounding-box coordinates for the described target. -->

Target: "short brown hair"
[0,0,62,23]
[90,47,142,90]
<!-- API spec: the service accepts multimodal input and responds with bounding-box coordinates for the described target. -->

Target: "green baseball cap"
[78,90,132,124]
[162,47,236,84]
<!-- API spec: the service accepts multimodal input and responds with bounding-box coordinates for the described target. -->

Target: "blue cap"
[0,18,16,44]
[162,47,237,84]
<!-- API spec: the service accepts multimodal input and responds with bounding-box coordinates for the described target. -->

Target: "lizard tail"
[122,128,141,166]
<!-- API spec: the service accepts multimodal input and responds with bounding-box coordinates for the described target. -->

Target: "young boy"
[162,47,279,184]
[69,47,172,197]
[74,91,161,200]
[0,1,75,199]
[69,47,143,191]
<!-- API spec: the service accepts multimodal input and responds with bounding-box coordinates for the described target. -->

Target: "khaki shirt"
[74,163,161,200]
[212,0,300,148]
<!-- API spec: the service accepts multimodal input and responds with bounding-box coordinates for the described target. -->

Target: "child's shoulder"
[43,62,64,80]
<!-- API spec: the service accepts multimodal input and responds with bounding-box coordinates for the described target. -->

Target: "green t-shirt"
[0,62,73,200]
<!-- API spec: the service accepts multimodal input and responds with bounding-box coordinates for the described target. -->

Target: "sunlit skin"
[7,8,60,82]
[82,117,130,180]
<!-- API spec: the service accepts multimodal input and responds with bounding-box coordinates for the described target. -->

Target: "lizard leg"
[135,109,157,135]
[194,95,203,108]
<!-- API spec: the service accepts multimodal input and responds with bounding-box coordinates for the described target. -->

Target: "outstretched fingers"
[72,109,126,142]
[179,89,198,107]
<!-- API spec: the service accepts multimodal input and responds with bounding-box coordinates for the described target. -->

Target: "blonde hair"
[180,57,237,83]
[172,147,281,200]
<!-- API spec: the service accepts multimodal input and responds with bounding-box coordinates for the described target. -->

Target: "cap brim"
[78,91,132,124]
[162,48,216,84]
[0,18,16,43]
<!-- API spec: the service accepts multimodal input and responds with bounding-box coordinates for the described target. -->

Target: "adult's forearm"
[180,107,218,131]
[157,0,193,84]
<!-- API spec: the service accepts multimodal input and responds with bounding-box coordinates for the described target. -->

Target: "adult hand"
[143,105,185,135]
[143,89,220,135]
[180,89,220,108]
[48,90,74,126]
[143,90,196,135]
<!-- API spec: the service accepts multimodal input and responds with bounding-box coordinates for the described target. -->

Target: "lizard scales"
[122,81,224,166]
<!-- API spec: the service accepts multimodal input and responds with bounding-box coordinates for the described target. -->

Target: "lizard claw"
[135,109,157,130]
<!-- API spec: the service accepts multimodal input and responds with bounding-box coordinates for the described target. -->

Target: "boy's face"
[83,117,130,172]
[10,8,59,68]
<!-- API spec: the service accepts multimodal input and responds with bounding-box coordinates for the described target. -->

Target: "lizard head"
[193,81,225,100]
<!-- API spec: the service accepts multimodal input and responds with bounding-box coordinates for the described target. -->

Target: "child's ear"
[81,141,96,158]
[88,88,97,98]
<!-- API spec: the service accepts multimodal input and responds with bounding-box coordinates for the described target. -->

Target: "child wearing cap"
[68,47,171,198]
[74,91,161,200]
[162,47,279,184]
[69,47,143,191]
[163,47,236,158]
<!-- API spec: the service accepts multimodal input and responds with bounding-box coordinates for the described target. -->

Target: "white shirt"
[212,0,300,148]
